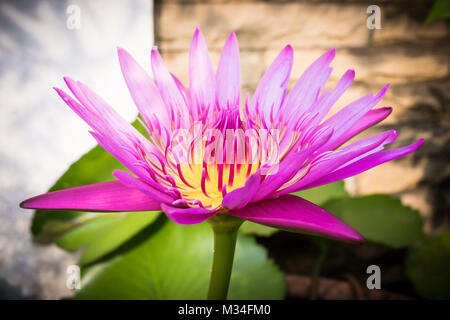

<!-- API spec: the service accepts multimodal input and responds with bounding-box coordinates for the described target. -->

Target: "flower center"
[175,162,259,209]
[142,107,285,210]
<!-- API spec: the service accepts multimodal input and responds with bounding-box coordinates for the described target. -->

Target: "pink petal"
[54,89,141,175]
[161,203,218,224]
[189,28,216,119]
[113,170,175,204]
[279,130,398,194]
[171,73,190,105]
[283,49,335,122]
[55,83,163,189]
[151,47,189,127]
[117,47,170,130]
[251,152,309,203]
[226,194,364,242]
[319,84,390,152]
[61,78,156,156]
[252,129,333,202]
[302,138,425,189]
[89,131,167,195]
[307,69,355,128]
[54,87,102,133]
[216,32,240,109]
[20,181,161,212]
[250,45,293,126]
[330,107,393,149]
[63,77,140,140]
[222,171,261,210]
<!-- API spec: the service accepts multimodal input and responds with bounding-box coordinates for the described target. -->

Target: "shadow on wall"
[380,84,450,229]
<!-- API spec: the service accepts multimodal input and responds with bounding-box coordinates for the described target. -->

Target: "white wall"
[0,0,153,299]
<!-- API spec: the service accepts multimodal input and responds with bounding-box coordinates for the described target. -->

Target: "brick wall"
[154,0,450,231]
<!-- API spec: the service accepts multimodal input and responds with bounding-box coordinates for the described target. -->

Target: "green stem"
[207,214,244,300]
[310,239,329,300]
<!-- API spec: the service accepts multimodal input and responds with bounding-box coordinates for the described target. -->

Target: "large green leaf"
[55,214,124,251]
[425,0,450,24]
[74,217,285,299]
[292,180,348,206]
[323,195,424,248]
[240,221,278,237]
[406,232,450,299]
[56,211,160,265]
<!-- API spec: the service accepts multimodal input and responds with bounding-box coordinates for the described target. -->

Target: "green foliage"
[240,221,278,237]
[55,214,123,251]
[324,195,424,248]
[406,232,450,299]
[74,217,285,300]
[425,0,450,24]
[56,212,160,265]
[292,180,348,205]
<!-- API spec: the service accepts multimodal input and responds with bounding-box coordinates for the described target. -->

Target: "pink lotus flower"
[20,28,423,243]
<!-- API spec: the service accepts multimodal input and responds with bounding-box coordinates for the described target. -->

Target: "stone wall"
[154,0,450,231]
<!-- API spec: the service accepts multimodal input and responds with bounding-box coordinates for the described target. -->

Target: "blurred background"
[0,0,448,299]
